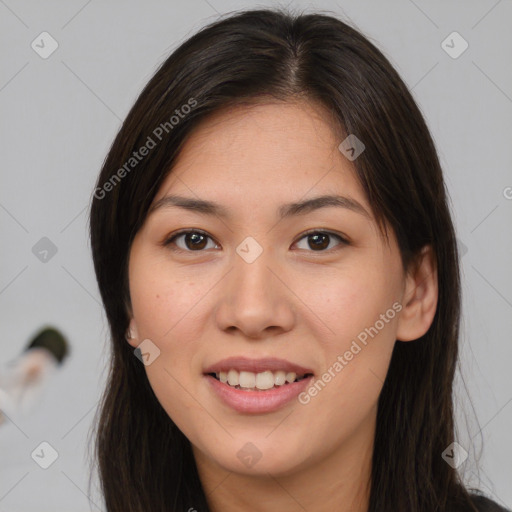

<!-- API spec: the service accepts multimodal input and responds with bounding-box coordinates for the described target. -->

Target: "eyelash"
[162,228,349,254]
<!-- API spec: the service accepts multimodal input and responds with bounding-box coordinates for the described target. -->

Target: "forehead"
[153,100,368,211]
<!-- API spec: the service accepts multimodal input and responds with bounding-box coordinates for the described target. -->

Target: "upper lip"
[203,357,314,375]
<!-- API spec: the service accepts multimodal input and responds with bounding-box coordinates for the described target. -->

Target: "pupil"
[309,233,329,250]
[186,233,207,250]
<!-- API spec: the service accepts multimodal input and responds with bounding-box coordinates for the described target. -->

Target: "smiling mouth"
[206,370,314,391]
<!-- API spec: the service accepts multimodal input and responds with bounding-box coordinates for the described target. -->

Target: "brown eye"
[294,231,348,252]
[184,232,208,250]
[164,229,348,254]
[164,230,218,252]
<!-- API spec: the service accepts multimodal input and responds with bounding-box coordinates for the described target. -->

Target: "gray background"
[1,0,511,510]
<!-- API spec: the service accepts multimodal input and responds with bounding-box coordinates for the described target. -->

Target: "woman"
[88,7,509,512]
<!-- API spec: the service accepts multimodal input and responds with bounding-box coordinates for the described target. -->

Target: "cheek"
[129,254,212,342]
[303,262,398,348]
[300,259,400,403]
[292,275,398,452]
[128,258,212,428]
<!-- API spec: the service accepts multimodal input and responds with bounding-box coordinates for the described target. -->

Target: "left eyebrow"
[147,194,371,220]
[277,194,371,220]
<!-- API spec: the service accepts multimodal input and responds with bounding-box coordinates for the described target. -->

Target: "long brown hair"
[88,7,481,511]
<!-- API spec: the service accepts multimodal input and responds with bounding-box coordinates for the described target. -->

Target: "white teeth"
[227,369,239,386]
[274,370,286,386]
[255,371,275,390]
[285,372,297,383]
[213,369,309,390]
[239,371,256,388]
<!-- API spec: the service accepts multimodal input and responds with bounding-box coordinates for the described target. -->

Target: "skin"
[126,99,438,511]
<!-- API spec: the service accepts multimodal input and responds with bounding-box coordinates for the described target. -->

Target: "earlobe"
[125,318,140,347]
[396,245,438,342]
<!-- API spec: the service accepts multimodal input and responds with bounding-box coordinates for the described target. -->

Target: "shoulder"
[468,493,511,512]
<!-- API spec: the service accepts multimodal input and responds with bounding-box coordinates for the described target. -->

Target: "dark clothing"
[470,493,510,512]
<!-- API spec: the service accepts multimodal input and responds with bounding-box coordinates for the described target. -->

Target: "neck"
[193,406,376,512]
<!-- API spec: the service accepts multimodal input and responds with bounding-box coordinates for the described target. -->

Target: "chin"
[200,433,313,477]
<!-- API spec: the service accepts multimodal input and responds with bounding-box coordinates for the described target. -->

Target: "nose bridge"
[215,240,294,337]
[234,245,272,300]
[232,234,274,295]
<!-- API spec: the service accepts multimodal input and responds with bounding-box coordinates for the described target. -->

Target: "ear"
[125,317,140,348]
[396,245,438,342]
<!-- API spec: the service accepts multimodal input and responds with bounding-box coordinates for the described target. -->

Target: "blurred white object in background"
[0,327,69,426]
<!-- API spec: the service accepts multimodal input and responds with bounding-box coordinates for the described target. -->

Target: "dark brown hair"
[88,7,486,511]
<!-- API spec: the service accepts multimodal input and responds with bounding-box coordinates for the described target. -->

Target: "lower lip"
[204,374,313,414]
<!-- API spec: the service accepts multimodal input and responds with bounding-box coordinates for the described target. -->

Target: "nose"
[214,249,296,339]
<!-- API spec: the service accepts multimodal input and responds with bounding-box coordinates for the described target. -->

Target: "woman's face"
[126,100,428,481]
